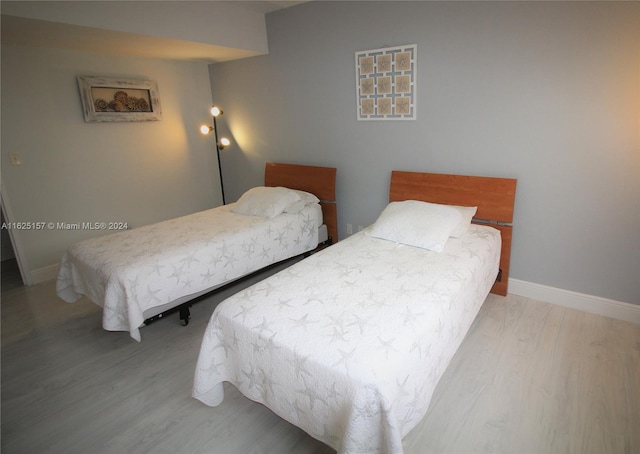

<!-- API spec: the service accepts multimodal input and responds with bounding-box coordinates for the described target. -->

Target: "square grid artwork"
[355,44,417,120]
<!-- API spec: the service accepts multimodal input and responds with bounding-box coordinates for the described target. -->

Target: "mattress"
[57,203,322,341]
[192,223,501,453]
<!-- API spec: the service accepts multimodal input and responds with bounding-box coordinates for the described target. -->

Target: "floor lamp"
[200,106,231,204]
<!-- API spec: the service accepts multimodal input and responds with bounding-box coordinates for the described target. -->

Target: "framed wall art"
[77,76,162,122]
[355,44,417,121]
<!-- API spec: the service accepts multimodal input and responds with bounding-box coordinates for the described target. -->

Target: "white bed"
[56,162,338,341]
[192,170,517,453]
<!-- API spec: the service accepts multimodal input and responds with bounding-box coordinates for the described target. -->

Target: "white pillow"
[232,186,301,218]
[450,205,478,237]
[284,189,320,214]
[283,199,307,214]
[367,200,462,252]
[291,189,320,205]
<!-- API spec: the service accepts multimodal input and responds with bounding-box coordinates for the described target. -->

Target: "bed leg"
[179,305,191,326]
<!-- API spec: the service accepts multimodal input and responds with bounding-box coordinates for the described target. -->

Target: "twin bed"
[56,162,337,341]
[192,170,516,453]
[57,162,517,453]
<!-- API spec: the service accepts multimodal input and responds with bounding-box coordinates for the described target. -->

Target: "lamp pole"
[212,114,226,205]
[200,106,229,206]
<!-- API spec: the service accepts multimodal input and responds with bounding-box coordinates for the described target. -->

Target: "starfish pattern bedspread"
[193,223,500,453]
[57,204,321,341]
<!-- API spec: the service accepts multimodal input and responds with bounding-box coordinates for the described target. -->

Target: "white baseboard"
[31,264,59,285]
[509,278,640,325]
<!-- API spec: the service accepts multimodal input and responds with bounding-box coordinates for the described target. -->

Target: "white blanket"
[192,224,500,453]
[57,203,321,341]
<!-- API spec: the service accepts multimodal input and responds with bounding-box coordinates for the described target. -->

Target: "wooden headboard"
[389,170,517,296]
[265,162,338,243]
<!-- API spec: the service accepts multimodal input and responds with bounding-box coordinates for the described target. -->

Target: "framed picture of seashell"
[77,76,162,122]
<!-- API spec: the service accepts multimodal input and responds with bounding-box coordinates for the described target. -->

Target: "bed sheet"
[192,224,501,453]
[56,203,321,341]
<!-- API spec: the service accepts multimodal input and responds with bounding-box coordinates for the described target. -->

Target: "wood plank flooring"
[2,262,638,454]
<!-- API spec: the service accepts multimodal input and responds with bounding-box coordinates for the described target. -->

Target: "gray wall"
[210,1,640,304]
[1,45,218,280]
[0,0,272,284]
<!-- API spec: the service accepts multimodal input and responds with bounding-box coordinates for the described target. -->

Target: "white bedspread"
[192,224,501,453]
[56,203,320,341]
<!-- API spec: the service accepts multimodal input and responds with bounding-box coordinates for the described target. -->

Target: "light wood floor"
[1,260,638,454]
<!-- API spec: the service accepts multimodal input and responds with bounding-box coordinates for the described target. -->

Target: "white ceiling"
[1,1,308,63]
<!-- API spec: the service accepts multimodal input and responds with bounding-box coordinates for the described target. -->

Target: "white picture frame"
[77,76,162,122]
[355,44,417,121]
